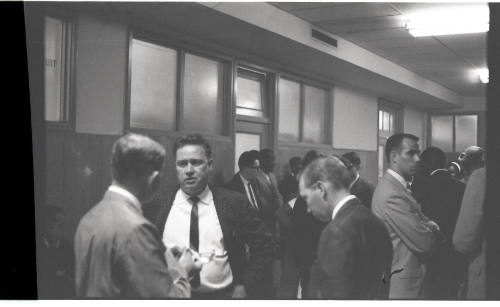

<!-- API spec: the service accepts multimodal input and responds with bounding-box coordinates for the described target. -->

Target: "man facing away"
[299,156,393,299]
[372,133,442,299]
[341,151,374,209]
[155,135,275,299]
[278,157,302,202]
[411,146,467,299]
[74,133,199,298]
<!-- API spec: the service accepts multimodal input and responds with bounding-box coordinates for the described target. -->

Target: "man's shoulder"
[213,186,247,203]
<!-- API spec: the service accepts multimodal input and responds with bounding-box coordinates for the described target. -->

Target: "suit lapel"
[211,186,231,243]
[384,173,420,208]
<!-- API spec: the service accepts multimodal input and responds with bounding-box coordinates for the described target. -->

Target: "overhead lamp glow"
[477,68,489,84]
[406,5,489,37]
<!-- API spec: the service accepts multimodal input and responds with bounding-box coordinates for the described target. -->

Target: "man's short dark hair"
[111,133,166,182]
[420,146,446,173]
[385,133,419,162]
[259,148,275,160]
[238,150,260,170]
[342,152,361,167]
[302,156,351,190]
[173,134,212,159]
[289,157,302,174]
[302,150,323,169]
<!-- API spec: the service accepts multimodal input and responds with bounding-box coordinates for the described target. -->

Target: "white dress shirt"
[162,186,233,292]
[239,173,259,210]
[331,194,357,221]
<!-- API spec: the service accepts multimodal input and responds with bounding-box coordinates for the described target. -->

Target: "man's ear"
[208,158,214,171]
[317,181,328,202]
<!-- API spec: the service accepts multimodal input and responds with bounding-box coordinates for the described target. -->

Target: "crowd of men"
[37,132,487,299]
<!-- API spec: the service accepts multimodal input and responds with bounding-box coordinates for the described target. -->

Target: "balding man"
[75,133,198,298]
[299,156,392,299]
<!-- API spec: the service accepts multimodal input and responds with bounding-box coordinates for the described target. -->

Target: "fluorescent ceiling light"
[477,68,489,84]
[406,5,489,37]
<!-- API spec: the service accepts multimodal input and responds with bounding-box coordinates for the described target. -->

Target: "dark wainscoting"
[44,127,234,243]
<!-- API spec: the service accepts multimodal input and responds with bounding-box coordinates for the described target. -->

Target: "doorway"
[378,99,403,178]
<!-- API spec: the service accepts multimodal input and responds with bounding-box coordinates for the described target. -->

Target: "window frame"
[235,66,268,119]
[43,12,77,130]
[126,29,232,137]
[429,112,480,153]
[277,73,333,146]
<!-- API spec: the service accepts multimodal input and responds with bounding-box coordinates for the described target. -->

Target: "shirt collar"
[177,185,212,205]
[332,194,356,221]
[387,169,410,189]
[239,173,250,185]
[348,173,360,191]
[108,185,142,213]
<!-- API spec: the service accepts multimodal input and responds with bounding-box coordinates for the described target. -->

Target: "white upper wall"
[333,86,378,151]
[203,2,463,107]
[75,15,127,135]
[404,107,427,149]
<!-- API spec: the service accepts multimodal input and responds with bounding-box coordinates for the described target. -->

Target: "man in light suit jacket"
[372,133,442,299]
[300,156,393,299]
[453,167,486,299]
[75,133,198,298]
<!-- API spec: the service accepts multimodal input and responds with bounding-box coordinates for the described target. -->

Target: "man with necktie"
[154,135,274,299]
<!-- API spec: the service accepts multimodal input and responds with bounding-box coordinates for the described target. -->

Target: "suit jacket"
[309,198,393,299]
[453,167,486,299]
[225,174,277,235]
[289,196,326,268]
[256,171,284,211]
[278,174,298,202]
[74,190,190,298]
[410,170,467,298]
[350,177,374,209]
[372,172,439,299]
[153,185,275,298]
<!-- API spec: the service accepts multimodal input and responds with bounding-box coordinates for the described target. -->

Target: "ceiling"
[273,2,488,97]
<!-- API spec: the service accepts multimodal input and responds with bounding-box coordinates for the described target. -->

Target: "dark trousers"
[192,285,234,299]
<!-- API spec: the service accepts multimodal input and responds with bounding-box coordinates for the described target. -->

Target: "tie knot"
[189,196,200,205]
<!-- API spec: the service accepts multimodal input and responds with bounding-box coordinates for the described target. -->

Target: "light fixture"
[406,5,489,37]
[477,68,489,84]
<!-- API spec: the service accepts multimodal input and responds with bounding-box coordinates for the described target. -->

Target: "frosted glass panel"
[235,133,261,172]
[431,116,453,152]
[278,79,300,141]
[303,85,327,144]
[236,76,263,117]
[378,111,383,130]
[183,53,223,134]
[45,17,66,122]
[130,39,177,130]
[455,115,478,152]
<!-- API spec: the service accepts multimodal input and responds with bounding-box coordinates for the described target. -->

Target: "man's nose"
[186,163,194,174]
[415,154,421,162]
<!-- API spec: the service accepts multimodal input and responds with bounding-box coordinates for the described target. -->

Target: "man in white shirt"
[372,133,441,299]
[154,135,275,299]
[299,156,392,299]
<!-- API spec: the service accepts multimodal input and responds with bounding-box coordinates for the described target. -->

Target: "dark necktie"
[189,196,200,288]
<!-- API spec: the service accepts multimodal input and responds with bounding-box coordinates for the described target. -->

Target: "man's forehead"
[402,138,419,150]
[175,144,207,159]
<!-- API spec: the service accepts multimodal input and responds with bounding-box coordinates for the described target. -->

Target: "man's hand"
[425,220,440,232]
[231,284,247,298]
[178,248,203,277]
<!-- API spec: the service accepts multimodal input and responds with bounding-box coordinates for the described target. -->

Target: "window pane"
[183,53,223,134]
[45,16,66,122]
[303,85,327,144]
[378,110,383,130]
[455,115,478,152]
[431,116,453,152]
[278,79,301,141]
[236,73,264,117]
[130,39,177,130]
[383,111,390,131]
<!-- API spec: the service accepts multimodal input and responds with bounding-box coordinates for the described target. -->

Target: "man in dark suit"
[341,151,374,209]
[75,133,196,298]
[225,150,276,235]
[299,156,393,299]
[278,157,302,202]
[411,146,467,299]
[155,135,275,299]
